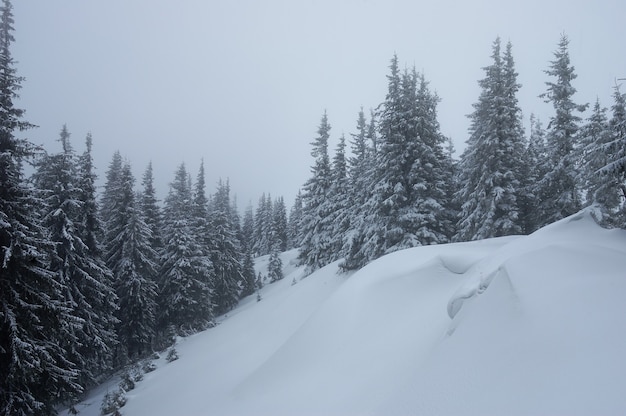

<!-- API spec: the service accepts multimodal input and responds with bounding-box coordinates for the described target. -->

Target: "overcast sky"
[12,0,626,208]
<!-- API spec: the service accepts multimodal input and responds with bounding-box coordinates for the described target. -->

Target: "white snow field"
[64,210,626,416]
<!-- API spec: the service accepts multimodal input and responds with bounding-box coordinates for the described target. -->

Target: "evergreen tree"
[0,1,82,412]
[100,150,123,232]
[272,196,288,252]
[455,38,526,241]
[578,99,611,206]
[326,134,350,258]
[140,161,163,253]
[104,162,157,362]
[252,193,272,256]
[340,109,375,270]
[596,85,626,227]
[33,125,118,392]
[241,203,255,251]
[353,57,451,265]
[267,243,284,283]
[298,112,334,273]
[521,114,548,232]
[158,163,213,334]
[76,133,103,255]
[534,34,587,227]
[208,179,243,315]
[287,191,303,249]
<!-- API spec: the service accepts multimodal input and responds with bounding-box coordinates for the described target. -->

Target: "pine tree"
[33,125,118,391]
[298,112,334,273]
[0,1,82,412]
[455,38,526,241]
[209,179,243,315]
[158,163,213,334]
[534,34,587,227]
[104,162,157,362]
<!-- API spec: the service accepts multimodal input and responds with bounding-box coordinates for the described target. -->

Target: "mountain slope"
[64,210,626,415]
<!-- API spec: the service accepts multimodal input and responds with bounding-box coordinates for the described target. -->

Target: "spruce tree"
[158,163,213,334]
[521,114,548,233]
[355,57,451,263]
[33,125,118,391]
[287,191,303,249]
[298,112,334,273]
[0,1,82,412]
[104,162,157,362]
[597,85,626,227]
[340,109,375,270]
[534,34,587,227]
[272,196,288,252]
[455,38,526,241]
[578,100,611,207]
[267,243,284,283]
[140,161,163,253]
[208,179,243,315]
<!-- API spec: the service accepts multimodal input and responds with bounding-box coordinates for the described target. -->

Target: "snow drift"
[65,210,626,416]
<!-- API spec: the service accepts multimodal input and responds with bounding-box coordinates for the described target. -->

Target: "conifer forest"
[1,0,625,414]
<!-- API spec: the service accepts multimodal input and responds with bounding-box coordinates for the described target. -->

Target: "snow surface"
[63,210,626,416]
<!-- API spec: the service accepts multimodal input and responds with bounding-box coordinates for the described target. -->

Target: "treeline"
[0,1,292,413]
[294,36,626,274]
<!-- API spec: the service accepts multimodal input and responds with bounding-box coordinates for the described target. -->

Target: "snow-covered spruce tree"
[534,34,587,228]
[74,131,118,383]
[33,126,118,392]
[239,203,256,298]
[208,179,243,315]
[340,109,376,271]
[0,1,82,412]
[412,71,455,243]
[272,196,288,252]
[267,242,284,283]
[100,150,123,234]
[158,163,213,335]
[252,193,272,256]
[242,203,255,250]
[140,161,163,254]
[578,99,612,208]
[455,38,526,241]
[298,111,334,273]
[520,114,548,233]
[354,57,452,265]
[325,134,351,259]
[104,162,158,363]
[287,190,303,249]
[597,85,626,227]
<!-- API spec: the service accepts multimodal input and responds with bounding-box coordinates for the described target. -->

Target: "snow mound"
[63,210,626,416]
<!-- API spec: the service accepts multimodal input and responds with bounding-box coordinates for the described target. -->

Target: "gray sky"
[12,0,626,208]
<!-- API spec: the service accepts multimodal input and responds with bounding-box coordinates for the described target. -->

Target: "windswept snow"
[64,210,626,416]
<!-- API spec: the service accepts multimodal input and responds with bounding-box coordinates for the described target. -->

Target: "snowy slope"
[64,210,626,416]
